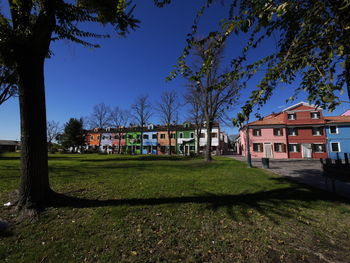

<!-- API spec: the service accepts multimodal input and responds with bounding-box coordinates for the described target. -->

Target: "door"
[264,143,273,158]
[185,145,189,156]
[302,144,312,158]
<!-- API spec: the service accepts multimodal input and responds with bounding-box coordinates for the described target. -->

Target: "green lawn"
[0,153,349,262]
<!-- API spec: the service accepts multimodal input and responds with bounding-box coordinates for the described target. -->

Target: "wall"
[157,131,176,155]
[326,124,350,159]
[142,131,157,154]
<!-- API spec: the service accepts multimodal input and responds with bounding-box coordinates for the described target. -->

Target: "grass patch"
[0,153,349,262]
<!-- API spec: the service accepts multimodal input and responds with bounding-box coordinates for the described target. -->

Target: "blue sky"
[0,0,349,140]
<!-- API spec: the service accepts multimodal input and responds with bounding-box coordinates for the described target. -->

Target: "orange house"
[157,129,177,155]
[86,132,100,148]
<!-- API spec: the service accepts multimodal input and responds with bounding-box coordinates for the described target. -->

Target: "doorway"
[264,143,273,158]
[301,144,312,158]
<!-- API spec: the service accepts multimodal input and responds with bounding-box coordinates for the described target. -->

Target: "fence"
[320,153,350,182]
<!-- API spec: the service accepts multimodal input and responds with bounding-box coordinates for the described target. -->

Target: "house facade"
[176,123,196,156]
[126,130,141,154]
[238,102,328,159]
[142,131,157,154]
[199,124,222,154]
[156,128,177,155]
[85,122,230,155]
[325,116,350,159]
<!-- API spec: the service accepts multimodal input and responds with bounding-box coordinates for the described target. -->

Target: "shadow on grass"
[51,185,347,224]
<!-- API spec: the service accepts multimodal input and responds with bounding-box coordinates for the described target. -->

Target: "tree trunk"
[345,55,350,101]
[196,127,201,155]
[118,133,121,154]
[167,129,172,155]
[205,121,213,161]
[16,56,52,211]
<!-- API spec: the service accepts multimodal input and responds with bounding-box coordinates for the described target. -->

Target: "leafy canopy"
[169,0,350,120]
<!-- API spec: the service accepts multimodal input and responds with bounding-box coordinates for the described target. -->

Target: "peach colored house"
[156,128,177,155]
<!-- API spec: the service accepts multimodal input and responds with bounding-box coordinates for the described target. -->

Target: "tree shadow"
[50,185,348,224]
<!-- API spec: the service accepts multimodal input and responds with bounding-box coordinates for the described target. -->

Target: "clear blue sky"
[0,0,349,140]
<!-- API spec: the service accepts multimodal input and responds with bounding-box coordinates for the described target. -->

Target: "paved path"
[226,155,350,200]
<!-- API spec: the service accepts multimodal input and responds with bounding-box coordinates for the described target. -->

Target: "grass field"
[0,153,349,262]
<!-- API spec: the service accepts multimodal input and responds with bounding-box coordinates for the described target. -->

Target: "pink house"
[239,113,289,159]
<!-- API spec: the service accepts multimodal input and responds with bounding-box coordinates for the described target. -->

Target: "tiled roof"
[248,114,284,126]
[324,116,350,124]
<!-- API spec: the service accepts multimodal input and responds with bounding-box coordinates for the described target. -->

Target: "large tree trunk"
[118,133,122,154]
[205,121,213,161]
[196,128,201,155]
[16,55,52,212]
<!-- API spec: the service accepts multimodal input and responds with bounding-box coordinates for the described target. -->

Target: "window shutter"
[282,143,286,152]
[260,143,263,152]
[297,144,300,152]
[295,129,298,136]
[273,143,277,151]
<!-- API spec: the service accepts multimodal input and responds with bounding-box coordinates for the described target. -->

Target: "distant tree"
[60,118,85,153]
[47,120,61,152]
[0,0,140,214]
[185,37,240,161]
[0,67,17,105]
[109,106,131,153]
[89,103,111,151]
[156,90,180,155]
[131,95,152,154]
[185,85,204,155]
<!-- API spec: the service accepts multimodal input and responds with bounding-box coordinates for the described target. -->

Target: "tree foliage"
[60,118,85,152]
[0,66,17,105]
[169,0,350,120]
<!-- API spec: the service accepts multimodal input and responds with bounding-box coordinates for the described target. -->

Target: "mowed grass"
[0,153,349,262]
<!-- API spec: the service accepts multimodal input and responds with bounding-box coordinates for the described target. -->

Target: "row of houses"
[235,102,350,160]
[86,122,230,155]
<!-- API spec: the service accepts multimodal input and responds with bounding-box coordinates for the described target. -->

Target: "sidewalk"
[226,155,350,200]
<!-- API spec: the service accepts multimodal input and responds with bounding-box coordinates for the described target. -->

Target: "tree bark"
[205,121,213,161]
[16,55,52,211]
[345,54,350,101]
[167,129,172,155]
[196,128,201,155]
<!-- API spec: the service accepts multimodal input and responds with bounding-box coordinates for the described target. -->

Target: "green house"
[126,131,141,154]
[176,123,196,155]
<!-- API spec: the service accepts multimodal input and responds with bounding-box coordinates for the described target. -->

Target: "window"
[122,135,125,139]
[160,134,165,139]
[253,143,262,152]
[274,143,284,152]
[190,146,195,151]
[273,128,283,136]
[179,132,183,138]
[211,133,218,138]
[170,133,176,139]
[128,135,133,139]
[90,136,94,140]
[200,133,205,138]
[311,112,320,119]
[136,135,141,139]
[312,127,323,136]
[288,113,296,120]
[331,142,340,152]
[160,146,166,152]
[143,134,149,139]
[109,136,112,140]
[152,134,157,139]
[102,136,106,139]
[287,128,298,136]
[288,144,299,152]
[190,132,194,138]
[114,135,118,139]
[252,129,261,136]
[136,146,140,150]
[329,126,338,134]
[97,136,100,140]
[313,144,325,153]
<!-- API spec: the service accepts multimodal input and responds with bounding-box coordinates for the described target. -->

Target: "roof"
[248,113,285,126]
[341,110,350,116]
[282,101,322,111]
[324,116,350,124]
[0,140,20,146]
